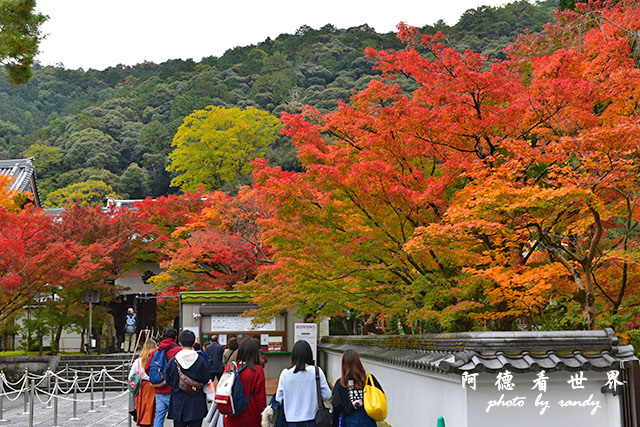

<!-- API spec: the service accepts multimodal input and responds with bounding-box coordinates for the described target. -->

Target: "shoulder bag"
[177,362,203,396]
[363,373,387,421]
[314,366,332,427]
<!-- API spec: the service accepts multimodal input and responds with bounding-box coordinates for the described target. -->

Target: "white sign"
[219,334,227,346]
[294,323,318,361]
[210,315,276,332]
[260,334,269,346]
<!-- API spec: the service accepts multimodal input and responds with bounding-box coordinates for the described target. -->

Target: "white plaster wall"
[467,371,621,427]
[322,349,467,427]
[115,263,159,294]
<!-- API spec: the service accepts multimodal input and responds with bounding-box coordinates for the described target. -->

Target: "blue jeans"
[344,407,376,427]
[287,421,316,427]
[154,393,171,427]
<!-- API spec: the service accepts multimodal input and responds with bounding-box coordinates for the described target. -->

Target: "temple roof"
[0,157,41,207]
[318,328,636,374]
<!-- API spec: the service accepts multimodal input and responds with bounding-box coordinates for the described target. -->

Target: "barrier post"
[46,369,52,408]
[0,375,7,423]
[65,364,69,381]
[70,374,79,421]
[89,368,95,412]
[28,380,34,427]
[121,363,126,391]
[22,370,28,414]
[100,367,107,407]
[53,395,58,427]
[53,377,59,427]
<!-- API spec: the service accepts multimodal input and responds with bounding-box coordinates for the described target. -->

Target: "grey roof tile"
[319,328,637,375]
[0,157,41,206]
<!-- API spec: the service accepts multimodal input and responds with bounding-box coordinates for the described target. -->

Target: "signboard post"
[294,323,318,361]
[82,291,100,355]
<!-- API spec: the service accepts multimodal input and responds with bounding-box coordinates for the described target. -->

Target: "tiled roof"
[181,291,249,304]
[0,157,41,206]
[318,328,637,374]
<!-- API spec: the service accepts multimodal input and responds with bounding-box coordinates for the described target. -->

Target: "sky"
[35,0,509,71]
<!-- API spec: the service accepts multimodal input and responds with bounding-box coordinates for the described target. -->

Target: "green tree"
[24,143,62,175]
[0,0,47,84]
[62,128,119,171]
[44,179,120,208]
[167,106,280,192]
[119,163,150,199]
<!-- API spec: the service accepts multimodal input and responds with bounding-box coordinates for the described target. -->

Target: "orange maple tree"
[249,1,640,330]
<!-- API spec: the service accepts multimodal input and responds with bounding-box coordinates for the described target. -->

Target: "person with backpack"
[128,339,158,426]
[274,340,331,427]
[145,327,181,427]
[205,335,224,382]
[124,308,138,353]
[165,329,210,427]
[220,338,266,427]
[331,350,383,427]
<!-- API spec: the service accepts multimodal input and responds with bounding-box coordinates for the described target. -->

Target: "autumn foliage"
[2,1,640,335]
[248,1,640,331]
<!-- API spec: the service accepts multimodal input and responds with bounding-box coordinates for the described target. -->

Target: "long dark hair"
[237,338,260,370]
[227,337,239,351]
[341,349,366,389]
[291,340,314,373]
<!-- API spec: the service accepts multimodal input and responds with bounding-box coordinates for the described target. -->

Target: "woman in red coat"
[223,338,266,427]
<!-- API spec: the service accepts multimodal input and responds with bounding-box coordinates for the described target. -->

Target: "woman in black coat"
[332,349,383,427]
[165,330,211,427]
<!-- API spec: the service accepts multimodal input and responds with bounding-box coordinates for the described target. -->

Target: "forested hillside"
[0,0,558,206]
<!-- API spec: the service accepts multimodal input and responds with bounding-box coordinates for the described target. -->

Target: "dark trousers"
[174,420,203,427]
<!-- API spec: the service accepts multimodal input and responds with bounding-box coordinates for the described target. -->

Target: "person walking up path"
[145,327,181,427]
[204,335,224,382]
[275,340,331,426]
[331,349,383,427]
[165,329,210,427]
[222,338,266,427]
[124,308,138,353]
[129,339,158,426]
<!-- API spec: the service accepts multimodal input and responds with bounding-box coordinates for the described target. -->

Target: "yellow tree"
[167,106,281,192]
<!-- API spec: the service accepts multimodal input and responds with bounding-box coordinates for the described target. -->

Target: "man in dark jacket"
[165,329,210,427]
[204,335,224,381]
[145,327,181,427]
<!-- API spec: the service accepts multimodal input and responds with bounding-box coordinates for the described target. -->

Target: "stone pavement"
[0,391,175,427]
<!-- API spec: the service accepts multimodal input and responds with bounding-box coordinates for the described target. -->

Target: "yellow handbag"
[363,373,387,421]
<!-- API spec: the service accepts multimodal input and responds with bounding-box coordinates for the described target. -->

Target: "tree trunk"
[53,324,63,355]
[582,269,596,330]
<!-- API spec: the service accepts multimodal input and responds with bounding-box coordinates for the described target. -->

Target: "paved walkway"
[0,391,174,427]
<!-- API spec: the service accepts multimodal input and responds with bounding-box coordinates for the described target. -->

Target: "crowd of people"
[128,327,384,427]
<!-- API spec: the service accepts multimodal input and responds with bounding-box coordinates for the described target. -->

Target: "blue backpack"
[148,345,177,385]
[214,363,254,415]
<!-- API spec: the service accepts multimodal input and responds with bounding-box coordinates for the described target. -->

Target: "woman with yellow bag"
[331,350,387,426]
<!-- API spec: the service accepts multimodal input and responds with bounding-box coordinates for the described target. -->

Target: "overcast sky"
[35,0,509,70]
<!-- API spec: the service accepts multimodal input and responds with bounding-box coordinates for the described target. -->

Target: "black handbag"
[314,366,333,427]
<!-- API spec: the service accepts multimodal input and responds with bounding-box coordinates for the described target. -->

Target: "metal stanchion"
[22,370,28,414]
[121,363,126,391]
[0,376,7,423]
[53,395,58,427]
[46,369,52,408]
[100,367,107,407]
[70,374,79,421]
[29,380,34,427]
[65,364,69,381]
[53,376,59,427]
[89,368,95,412]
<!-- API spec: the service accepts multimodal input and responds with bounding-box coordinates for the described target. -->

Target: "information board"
[210,314,276,332]
[294,323,318,361]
